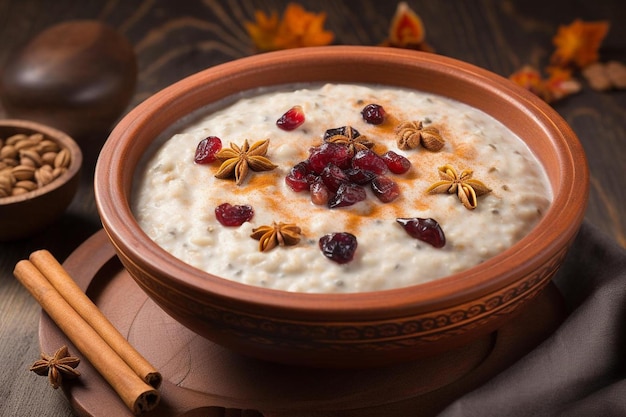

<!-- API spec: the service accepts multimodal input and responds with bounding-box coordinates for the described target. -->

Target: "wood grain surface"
[0,1,623,416]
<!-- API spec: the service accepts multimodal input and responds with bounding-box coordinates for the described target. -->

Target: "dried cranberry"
[382,150,411,174]
[194,136,222,164]
[396,217,446,248]
[308,142,352,173]
[319,232,358,264]
[320,163,350,192]
[215,203,254,226]
[351,149,388,174]
[345,168,377,185]
[328,183,366,208]
[371,175,400,203]
[323,126,361,141]
[310,178,330,205]
[361,104,386,125]
[286,161,316,192]
[276,105,305,131]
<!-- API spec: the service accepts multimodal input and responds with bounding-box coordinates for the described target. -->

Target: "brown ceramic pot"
[94,46,588,368]
[0,119,82,241]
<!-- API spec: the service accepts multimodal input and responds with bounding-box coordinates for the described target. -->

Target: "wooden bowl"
[94,46,588,368]
[0,20,137,139]
[0,119,82,241]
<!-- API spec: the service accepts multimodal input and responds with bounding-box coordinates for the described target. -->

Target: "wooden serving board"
[39,230,566,417]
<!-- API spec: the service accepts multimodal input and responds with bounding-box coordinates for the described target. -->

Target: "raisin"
[285,161,315,192]
[351,149,388,174]
[276,105,305,131]
[194,136,222,164]
[361,104,386,125]
[319,232,358,264]
[382,150,411,174]
[320,163,350,192]
[344,168,377,185]
[328,183,367,208]
[396,217,446,248]
[215,203,254,226]
[308,142,352,173]
[371,175,400,203]
[310,178,330,205]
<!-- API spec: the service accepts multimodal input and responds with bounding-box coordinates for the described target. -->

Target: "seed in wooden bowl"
[0,132,70,199]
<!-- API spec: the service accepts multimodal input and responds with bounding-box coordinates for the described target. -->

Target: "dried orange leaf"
[550,19,610,69]
[509,66,550,100]
[382,2,433,51]
[389,2,425,46]
[244,10,280,52]
[509,65,580,103]
[544,67,582,102]
[245,3,334,52]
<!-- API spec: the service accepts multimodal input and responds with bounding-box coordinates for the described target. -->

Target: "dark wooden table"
[0,1,623,416]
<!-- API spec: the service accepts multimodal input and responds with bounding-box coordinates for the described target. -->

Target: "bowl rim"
[95,45,588,319]
[0,119,82,205]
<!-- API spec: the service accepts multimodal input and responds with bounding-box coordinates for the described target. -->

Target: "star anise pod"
[324,126,374,155]
[30,345,80,389]
[395,120,445,151]
[215,139,278,185]
[426,164,492,210]
[250,222,302,252]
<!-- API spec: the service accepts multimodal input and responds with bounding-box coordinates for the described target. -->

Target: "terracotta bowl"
[94,46,588,368]
[0,119,82,241]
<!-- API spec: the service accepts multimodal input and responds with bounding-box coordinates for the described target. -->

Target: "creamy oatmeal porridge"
[133,83,552,293]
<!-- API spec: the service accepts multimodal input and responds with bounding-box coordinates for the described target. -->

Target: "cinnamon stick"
[14,259,160,415]
[29,249,162,389]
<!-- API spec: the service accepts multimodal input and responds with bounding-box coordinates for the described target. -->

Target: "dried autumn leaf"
[381,2,433,52]
[544,67,582,102]
[509,65,580,103]
[509,66,550,100]
[550,19,610,69]
[245,3,334,52]
[244,10,280,52]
